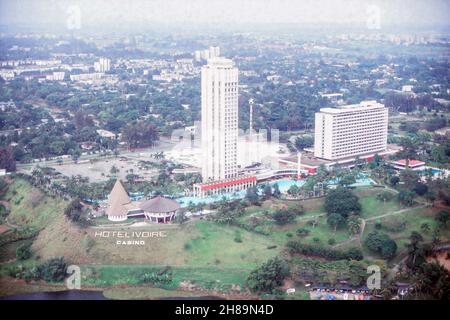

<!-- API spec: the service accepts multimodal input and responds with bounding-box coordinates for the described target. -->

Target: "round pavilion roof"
[140,196,180,213]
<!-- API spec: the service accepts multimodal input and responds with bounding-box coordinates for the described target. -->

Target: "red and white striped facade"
[193,175,257,198]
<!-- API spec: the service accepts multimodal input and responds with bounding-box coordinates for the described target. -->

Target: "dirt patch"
[0,224,10,234]
[32,215,92,264]
[26,190,45,208]
[428,250,450,271]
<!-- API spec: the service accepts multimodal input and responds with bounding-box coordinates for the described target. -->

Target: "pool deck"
[176,176,375,207]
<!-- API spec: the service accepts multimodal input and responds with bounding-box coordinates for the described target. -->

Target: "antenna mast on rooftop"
[249,98,254,136]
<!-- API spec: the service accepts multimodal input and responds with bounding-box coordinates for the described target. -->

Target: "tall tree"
[0,146,16,172]
[324,187,361,218]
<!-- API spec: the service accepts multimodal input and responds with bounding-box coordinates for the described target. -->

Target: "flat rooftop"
[205,57,234,67]
[280,145,400,168]
[319,100,385,114]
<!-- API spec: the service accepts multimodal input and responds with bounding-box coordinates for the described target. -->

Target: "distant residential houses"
[0,100,17,112]
[0,58,117,84]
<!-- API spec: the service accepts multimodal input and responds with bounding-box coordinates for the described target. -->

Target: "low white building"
[314,100,388,161]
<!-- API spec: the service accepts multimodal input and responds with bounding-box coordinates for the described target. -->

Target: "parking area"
[48,156,159,181]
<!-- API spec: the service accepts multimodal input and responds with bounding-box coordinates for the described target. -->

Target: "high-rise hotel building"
[201,57,239,182]
[314,100,388,161]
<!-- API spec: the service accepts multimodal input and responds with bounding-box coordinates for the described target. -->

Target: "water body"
[0,290,108,300]
[160,296,224,300]
[0,290,223,300]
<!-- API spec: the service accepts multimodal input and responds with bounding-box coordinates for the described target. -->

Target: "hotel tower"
[314,100,388,161]
[201,57,239,182]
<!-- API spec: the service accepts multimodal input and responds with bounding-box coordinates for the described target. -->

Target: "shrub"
[286,241,363,261]
[435,210,449,228]
[346,247,364,261]
[272,209,296,225]
[0,204,9,221]
[246,257,290,293]
[328,238,336,246]
[364,231,397,259]
[64,199,84,222]
[234,230,242,243]
[375,220,382,230]
[296,227,310,236]
[414,182,428,196]
[383,217,406,232]
[139,267,172,287]
[35,257,68,282]
[16,241,32,260]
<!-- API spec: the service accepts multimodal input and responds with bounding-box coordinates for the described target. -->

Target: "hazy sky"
[1,0,449,30]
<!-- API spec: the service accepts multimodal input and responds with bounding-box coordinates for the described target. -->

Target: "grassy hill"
[3,178,67,229]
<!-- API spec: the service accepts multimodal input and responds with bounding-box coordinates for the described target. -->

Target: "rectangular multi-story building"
[201,57,239,182]
[314,100,388,160]
[94,57,111,73]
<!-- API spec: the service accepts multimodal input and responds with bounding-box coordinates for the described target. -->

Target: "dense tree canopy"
[246,257,290,294]
[324,187,361,218]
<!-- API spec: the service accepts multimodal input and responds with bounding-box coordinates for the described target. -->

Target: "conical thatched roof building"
[106,179,131,221]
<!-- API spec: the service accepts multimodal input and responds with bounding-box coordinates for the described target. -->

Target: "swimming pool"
[416,169,444,175]
[175,176,375,207]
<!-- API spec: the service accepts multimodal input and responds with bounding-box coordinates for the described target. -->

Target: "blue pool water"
[85,176,376,208]
[416,169,443,175]
[175,177,375,207]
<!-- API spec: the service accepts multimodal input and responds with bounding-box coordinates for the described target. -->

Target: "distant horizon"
[0,0,449,35]
[1,20,450,37]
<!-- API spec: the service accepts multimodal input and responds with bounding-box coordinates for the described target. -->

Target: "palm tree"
[327,213,344,234]
[152,151,165,160]
[347,215,361,235]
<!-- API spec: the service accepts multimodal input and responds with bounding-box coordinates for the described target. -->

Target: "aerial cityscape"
[0,0,449,306]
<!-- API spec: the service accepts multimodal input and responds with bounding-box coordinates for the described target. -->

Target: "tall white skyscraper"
[209,46,220,59]
[314,100,388,160]
[201,57,239,182]
[94,57,111,73]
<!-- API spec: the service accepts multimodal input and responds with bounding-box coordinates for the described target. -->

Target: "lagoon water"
[0,290,223,300]
[0,290,108,300]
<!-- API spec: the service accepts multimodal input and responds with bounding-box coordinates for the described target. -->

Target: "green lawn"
[3,179,446,297]
[81,264,250,292]
[236,196,351,247]
[102,287,202,300]
[356,188,402,219]
[184,221,280,268]
[361,207,443,257]
[297,219,350,245]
